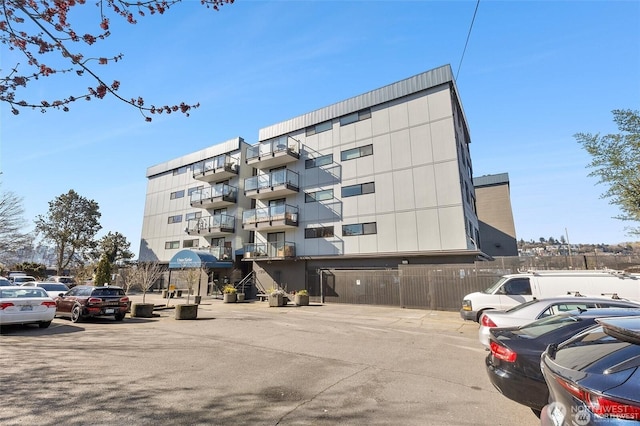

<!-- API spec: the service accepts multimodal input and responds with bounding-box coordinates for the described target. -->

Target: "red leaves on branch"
[1,0,234,121]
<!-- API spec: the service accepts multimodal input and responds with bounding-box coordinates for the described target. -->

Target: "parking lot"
[0,293,540,426]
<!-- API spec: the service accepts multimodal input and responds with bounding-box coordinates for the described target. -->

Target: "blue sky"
[1,0,639,258]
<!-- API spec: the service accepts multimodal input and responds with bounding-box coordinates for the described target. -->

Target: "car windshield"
[39,283,69,292]
[515,313,579,338]
[483,277,508,294]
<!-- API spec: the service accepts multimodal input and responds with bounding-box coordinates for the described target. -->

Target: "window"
[188,186,203,196]
[168,215,182,224]
[342,222,377,236]
[183,239,199,248]
[305,189,334,203]
[165,241,180,249]
[341,182,375,198]
[499,278,532,296]
[185,211,202,221]
[173,165,188,176]
[339,108,371,126]
[305,226,334,239]
[305,120,332,136]
[341,144,373,161]
[305,154,333,169]
[170,190,185,200]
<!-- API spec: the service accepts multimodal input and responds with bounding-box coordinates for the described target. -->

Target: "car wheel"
[71,305,83,323]
[114,312,125,321]
[39,321,52,329]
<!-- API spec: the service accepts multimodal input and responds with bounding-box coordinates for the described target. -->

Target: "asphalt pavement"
[0,292,540,426]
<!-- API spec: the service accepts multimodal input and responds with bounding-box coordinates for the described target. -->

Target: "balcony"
[242,204,298,231]
[208,245,233,261]
[243,242,296,260]
[246,136,300,170]
[244,169,299,200]
[193,154,239,183]
[185,214,235,236]
[190,184,237,209]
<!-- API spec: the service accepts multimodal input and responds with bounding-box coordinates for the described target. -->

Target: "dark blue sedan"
[485,308,640,417]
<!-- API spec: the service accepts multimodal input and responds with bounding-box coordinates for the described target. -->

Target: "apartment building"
[473,173,518,257]
[139,64,486,295]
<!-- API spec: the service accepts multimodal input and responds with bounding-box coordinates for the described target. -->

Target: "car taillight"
[0,302,15,310]
[481,315,497,328]
[41,301,57,308]
[88,297,102,304]
[553,374,640,420]
[489,341,517,362]
[120,297,129,303]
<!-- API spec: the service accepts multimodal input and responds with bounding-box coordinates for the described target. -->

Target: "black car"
[485,308,640,417]
[540,316,640,425]
[55,285,129,322]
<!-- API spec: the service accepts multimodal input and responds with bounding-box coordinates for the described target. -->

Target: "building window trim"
[339,108,371,126]
[165,241,180,249]
[168,215,182,224]
[342,222,377,236]
[305,226,335,239]
[341,182,375,198]
[170,190,185,200]
[341,144,373,161]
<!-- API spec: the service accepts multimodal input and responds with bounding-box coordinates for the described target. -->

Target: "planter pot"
[294,294,309,306]
[175,304,198,320]
[237,293,245,303]
[269,293,284,307]
[131,303,155,318]
[223,293,237,303]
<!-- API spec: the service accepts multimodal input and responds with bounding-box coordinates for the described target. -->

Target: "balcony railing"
[244,169,299,199]
[208,245,233,261]
[186,214,235,236]
[242,204,298,230]
[190,183,237,208]
[192,154,239,182]
[243,242,296,260]
[245,136,300,169]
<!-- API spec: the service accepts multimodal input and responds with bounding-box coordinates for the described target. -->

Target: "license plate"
[104,309,115,314]
[20,305,33,311]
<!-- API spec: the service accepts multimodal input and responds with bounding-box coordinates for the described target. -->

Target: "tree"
[34,189,102,274]
[576,109,640,235]
[137,261,163,303]
[0,187,31,264]
[12,262,47,279]
[97,231,134,264]
[94,253,111,286]
[1,0,233,121]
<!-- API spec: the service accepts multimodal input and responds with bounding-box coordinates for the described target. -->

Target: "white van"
[460,270,640,322]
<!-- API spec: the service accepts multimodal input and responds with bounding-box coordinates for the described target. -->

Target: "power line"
[456,0,480,81]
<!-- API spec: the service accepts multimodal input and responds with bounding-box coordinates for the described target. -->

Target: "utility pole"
[565,228,573,268]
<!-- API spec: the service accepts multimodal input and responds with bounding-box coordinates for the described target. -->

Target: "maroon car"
[55,285,129,322]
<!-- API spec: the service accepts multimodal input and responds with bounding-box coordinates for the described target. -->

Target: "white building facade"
[139,64,484,295]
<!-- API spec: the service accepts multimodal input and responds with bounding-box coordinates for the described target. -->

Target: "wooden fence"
[305,255,640,311]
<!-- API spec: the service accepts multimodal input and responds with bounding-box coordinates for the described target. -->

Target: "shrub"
[223,284,237,294]
[297,289,309,296]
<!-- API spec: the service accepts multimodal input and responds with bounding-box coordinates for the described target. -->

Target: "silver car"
[478,295,640,347]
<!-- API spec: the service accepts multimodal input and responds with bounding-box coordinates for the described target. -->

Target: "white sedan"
[0,286,57,328]
[21,281,70,299]
[477,295,640,347]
